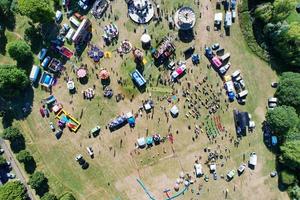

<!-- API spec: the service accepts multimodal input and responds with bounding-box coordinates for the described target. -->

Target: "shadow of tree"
[24,25,44,54]
[24,159,37,174]
[0,31,7,55]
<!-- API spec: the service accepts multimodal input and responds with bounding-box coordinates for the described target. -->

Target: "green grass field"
[0,0,289,200]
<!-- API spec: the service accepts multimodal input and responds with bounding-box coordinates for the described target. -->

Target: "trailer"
[249,152,257,168]
[225,12,232,27]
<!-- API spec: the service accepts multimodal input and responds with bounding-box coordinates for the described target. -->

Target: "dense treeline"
[266,72,300,199]
[239,0,300,69]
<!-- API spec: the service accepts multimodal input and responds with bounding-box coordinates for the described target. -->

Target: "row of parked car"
[193,152,257,182]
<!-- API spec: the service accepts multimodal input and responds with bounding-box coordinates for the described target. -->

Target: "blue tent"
[271,136,278,146]
[192,54,200,64]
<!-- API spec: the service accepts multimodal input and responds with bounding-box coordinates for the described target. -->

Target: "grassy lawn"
[0,0,289,200]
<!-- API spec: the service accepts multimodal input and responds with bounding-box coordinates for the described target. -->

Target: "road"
[0,138,36,200]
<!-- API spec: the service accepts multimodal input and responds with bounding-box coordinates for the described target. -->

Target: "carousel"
[127,0,154,24]
[99,68,110,80]
[117,40,132,55]
[174,7,196,30]
[88,45,104,62]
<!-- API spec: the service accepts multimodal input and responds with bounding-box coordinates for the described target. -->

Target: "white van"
[237,90,248,99]
[65,28,75,42]
[220,53,230,61]
[69,16,80,27]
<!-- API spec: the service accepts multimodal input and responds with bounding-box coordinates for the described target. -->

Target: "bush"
[280,170,297,186]
[0,155,6,167]
[2,126,26,153]
[288,184,300,200]
[17,150,36,174]
[6,40,33,69]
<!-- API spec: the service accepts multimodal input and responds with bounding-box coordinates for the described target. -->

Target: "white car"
[268,97,278,109]
[6,173,16,179]
[237,164,246,174]
[78,1,88,10]
[194,163,203,177]
[219,62,231,74]
[0,148,4,154]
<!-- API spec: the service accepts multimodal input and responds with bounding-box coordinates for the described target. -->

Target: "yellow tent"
[104,51,112,58]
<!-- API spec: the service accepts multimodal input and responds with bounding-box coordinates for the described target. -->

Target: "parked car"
[271,82,278,88]
[194,163,203,177]
[237,163,246,174]
[38,48,48,61]
[6,173,16,179]
[249,152,257,169]
[41,56,51,68]
[50,122,55,131]
[0,148,4,154]
[226,170,235,181]
[55,10,63,22]
[268,97,278,109]
[89,126,101,137]
[78,0,88,10]
[86,146,94,158]
[270,171,277,178]
[211,43,220,50]
[219,62,231,74]
[167,61,175,70]
[213,171,218,180]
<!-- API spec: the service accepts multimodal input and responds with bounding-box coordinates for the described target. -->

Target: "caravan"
[237,90,248,99]
[29,65,40,83]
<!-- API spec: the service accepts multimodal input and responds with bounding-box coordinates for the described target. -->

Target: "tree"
[17,150,33,163]
[276,72,300,111]
[29,171,49,196]
[7,40,33,68]
[272,0,296,22]
[0,181,28,200]
[0,65,29,98]
[254,3,273,23]
[288,185,300,200]
[0,155,6,167]
[266,106,299,135]
[2,126,26,153]
[281,140,300,170]
[17,0,54,24]
[60,192,76,200]
[41,193,57,200]
[280,170,297,186]
[17,150,36,174]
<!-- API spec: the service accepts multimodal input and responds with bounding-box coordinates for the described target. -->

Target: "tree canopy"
[0,181,28,200]
[29,171,49,196]
[0,65,29,98]
[41,193,57,200]
[7,40,33,68]
[17,0,54,24]
[0,0,13,15]
[280,169,297,186]
[266,105,299,135]
[2,126,26,152]
[17,150,33,164]
[280,140,300,170]
[288,185,300,200]
[276,72,300,112]
[59,192,76,200]
[272,0,296,22]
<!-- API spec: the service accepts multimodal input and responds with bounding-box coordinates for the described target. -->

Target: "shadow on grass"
[0,32,7,55]
[24,159,37,174]
[1,87,34,128]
